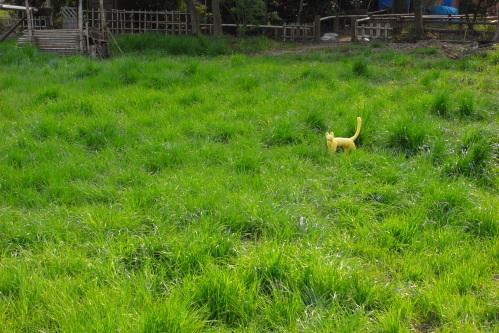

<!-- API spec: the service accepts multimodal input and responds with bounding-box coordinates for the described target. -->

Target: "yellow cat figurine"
[326,117,362,153]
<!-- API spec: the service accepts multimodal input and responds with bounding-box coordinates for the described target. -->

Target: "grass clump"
[351,57,369,77]
[114,33,230,56]
[387,115,429,157]
[430,91,451,118]
[442,129,496,185]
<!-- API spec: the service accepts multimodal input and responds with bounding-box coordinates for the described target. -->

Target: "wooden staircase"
[17,29,86,56]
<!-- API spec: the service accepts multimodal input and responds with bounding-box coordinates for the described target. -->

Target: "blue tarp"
[431,5,458,15]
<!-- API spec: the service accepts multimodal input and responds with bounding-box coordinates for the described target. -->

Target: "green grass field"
[0,36,498,332]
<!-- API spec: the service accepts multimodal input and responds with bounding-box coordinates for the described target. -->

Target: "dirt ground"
[263,37,496,58]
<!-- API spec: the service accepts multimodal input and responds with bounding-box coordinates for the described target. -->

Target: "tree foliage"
[222,0,265,34]
[459,0,496,21]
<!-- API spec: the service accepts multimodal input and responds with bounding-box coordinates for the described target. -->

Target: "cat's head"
[325,132,335,140]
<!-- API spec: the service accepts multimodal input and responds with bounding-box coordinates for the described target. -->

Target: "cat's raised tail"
[350,117,362,141]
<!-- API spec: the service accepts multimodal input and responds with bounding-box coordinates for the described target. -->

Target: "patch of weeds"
[35,87,61,103]
[302,108,328,132]
[74,99,96,116]
[414,47,438,55]
[298,67,329,81]
[456,93,482,119]
[394,54,413,67]
[116,58,141,85]
[5,139,38,169]
[31,119,64,141]
[142,143,186,174]
[246,250,293,295]
[77,122,122,151]
[230,54,246,67]
[387,116,429,157]
[442,129,495,184]
[74,61,101,80]
[375,302,413,333]
[142,74,169,89]
[463,203,498,237]
[0,267,20,298]
[427,136,447,165]
[420,70,440,90]
[190,269,255,328]
[114,33,229,55]
[377,215,419,251]
[430,92,452,118]
[119,239,204,277]
[219,207,266,240]
[177,91,204,107]
[187,123,240,144]
[230,35,284,54]
[232,154,264,175]
[370,41,383,48]
[261,288,303,329]
[237,75,260,92]
[352,57,369,77]
[144,299,204,333]
[487,50,499,65]
[425,182,472,226]
[183,61,199,76]
[212,128,237,144]
[265,119,304,146]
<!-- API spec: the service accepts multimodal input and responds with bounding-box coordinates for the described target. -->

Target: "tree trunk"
[186,0,201,35]
[296,0,304,24]
[212,0,222,35]
[414,0,424,38]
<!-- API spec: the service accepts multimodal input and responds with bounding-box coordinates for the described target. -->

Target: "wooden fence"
[80,9,315,41]
[356,18,393,39]
[2,7,316,42]
[354,14,498,40]
[84,8,191,35]
[0,16,47,32]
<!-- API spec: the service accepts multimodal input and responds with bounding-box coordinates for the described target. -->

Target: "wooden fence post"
[333,13,339,33]
[351,16,357,41]
[314,15,320,41]
[25,0,33,43]
[78,0,83,54]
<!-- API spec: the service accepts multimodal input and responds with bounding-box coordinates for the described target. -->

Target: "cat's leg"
[345,142,356,153]
[331,141,337,153]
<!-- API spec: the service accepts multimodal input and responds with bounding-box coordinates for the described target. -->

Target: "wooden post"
[46,0,53,28]
[25,0,33,43]
[351,16,357,41]
[99,0,106,37]
[333,13,339,33]
[85,21,90,55]
[314,15,321,42]
[78,0,83,54]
